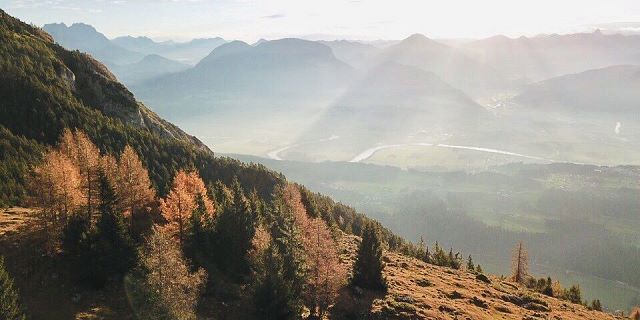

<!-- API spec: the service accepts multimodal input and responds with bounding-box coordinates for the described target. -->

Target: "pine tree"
[270,202,306,303]
[214,178,256,276]
[542,277,554,297]
[423,246,431,264]
[467,255,475,272]
[476,264,483,273]
[61,214,91,256]
[0,256,26,320]
[510,241,529,284]
[351,223,386,291]
[431,241,449,267]
[253,202,306,320]
[91,173,137,288]
[184,194,213,268]
[253,243,300,320]
[565,285,582,304]
[590,299,602,311]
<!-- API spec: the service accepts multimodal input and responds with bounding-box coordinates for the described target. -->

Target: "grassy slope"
[334,233,616,320]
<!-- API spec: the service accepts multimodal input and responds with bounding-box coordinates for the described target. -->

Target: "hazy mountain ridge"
[514,64,640,114]
[43,22,143,66]
[112,35,227,65]
[134,38,355,119]
[42,22,226,85]
[462,30,640,82]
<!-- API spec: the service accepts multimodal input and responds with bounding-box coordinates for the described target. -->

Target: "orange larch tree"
[58,129,102,221]
[30,149,82,252]
[115,145,155,216]
[160,170,214,245]
[282,184,346,317]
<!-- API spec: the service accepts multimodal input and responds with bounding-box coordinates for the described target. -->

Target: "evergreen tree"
[565,285,582,304]
[270,202,306,306]
[253,243,301,320]
[214,178,256,276]
[184,193,212,269]
[0,256,26,320]
[61,214,91,257]
[423,246,431,264]
[467,255,475,272]
[252,202,306,320]
[542,277,554,297]
[590,299,602,311]
[476,264,483,273]
[351,223,386,291]
[90,173,137,287]
[431,241,449,267]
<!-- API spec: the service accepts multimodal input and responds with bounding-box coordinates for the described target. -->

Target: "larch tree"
[510,241,529,284]
[115,145,155,216]
[304,217,346,318]
[133,227,207,320]
[282,184,345,317]
[59,129,102,221]
[0,256,26,320]
[30,149,82,252]
[160,170,214,245]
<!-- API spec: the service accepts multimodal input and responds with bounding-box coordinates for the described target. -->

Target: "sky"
[2,0,640,42]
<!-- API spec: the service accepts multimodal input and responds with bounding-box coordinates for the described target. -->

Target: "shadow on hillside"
[0,211,132,320]
[329,286,385,320]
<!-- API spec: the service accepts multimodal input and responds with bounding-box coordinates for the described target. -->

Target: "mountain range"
[42,23,226,86]
[42,22,640,166]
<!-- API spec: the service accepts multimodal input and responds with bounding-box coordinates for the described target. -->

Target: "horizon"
[3,0,640,42]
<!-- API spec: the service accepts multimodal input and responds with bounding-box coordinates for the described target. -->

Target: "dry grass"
[0,207,37,236]
[331,233,619,320]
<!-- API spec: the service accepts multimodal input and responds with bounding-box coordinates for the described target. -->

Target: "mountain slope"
[134,38,354,118]
[0,10,280,199]
[334,233,615,320]
[111,54,190,85]
[514,65,640,114]
[291,62,489,161]
[379,34,510,97]
[318,40,380,69]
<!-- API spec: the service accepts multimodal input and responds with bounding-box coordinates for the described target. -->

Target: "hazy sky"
[3,0,640,41]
